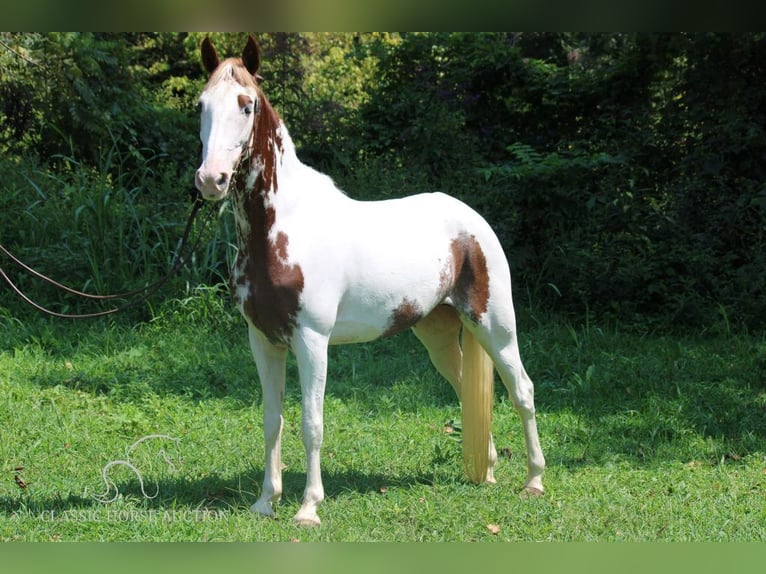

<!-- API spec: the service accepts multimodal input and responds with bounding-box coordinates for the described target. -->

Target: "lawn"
[1,294,765,541]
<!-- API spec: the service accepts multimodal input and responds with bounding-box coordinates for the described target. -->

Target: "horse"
[194,35,545,526]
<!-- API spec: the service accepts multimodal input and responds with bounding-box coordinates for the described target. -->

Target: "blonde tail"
[460,327,494,483]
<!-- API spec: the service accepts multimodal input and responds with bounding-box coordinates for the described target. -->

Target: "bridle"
[0,194,215,319]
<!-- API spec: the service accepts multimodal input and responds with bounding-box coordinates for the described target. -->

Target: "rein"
[0,195,214,319]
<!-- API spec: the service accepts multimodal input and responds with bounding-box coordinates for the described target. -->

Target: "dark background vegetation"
[1,32,765,331]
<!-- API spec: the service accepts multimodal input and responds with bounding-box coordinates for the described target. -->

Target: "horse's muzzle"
[195,167,231,200]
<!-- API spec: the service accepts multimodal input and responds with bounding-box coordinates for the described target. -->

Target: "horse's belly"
[327,275,447,345]
[328,292,403,344]
[328,318,387,345]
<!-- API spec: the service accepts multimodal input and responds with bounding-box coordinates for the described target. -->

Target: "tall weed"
[0,135,225,320]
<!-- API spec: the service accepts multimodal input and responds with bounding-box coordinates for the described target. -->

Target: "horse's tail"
[460,326,493,484]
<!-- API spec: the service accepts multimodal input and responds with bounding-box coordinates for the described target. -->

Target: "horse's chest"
[231,236,304,345]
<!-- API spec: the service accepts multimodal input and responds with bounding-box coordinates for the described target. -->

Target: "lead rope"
[0,195,214,319]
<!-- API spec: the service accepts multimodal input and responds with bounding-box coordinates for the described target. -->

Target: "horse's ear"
[242,35,261,77]
[201,37,220,74]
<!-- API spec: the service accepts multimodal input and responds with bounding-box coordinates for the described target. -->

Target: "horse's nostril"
[216,173,229,187]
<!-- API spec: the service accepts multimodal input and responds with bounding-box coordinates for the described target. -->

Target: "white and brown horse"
[195,36,545,526]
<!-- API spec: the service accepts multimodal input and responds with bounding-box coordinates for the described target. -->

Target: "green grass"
[1,294,765,541]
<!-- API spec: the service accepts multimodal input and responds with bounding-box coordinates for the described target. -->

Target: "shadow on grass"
[527,325,766,468]
[0,467,437,519]
[12,315,766,474]
[23,323,457,409]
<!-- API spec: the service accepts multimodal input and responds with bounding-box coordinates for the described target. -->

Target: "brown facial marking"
[384,298,424,337]
[238,94,253,108]
[449,233,490,323]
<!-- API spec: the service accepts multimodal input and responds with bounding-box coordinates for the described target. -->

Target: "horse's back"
[348,191,503,257]
[311,190,509,286]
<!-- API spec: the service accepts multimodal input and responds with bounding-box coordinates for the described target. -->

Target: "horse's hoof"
[294,514,321,527]
[521,486,544,498]
[250,501,277,518]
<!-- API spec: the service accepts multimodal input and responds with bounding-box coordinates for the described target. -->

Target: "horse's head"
[195,36,262,201]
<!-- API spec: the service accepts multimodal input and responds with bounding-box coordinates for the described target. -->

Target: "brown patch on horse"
[275,231,290,261]
[252,91,282,194]
[449,233,490,323]
[384,298,424,337]
[232,190,304,344]
[229,94,300,345]
[202,40,299,344]
[238,94,254,109]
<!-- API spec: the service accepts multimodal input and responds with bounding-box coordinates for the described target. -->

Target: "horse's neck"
[232,115,300,239]
[268,122,300,179]
[233,97,342,247]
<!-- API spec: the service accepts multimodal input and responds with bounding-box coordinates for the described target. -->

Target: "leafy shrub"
[3,33,766,330]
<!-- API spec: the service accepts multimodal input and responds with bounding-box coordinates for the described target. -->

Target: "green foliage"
[358,33,484,177]
[461,33,766,329]
[0,138,226,322]
[0,32,199,174]
[2,32,766,330]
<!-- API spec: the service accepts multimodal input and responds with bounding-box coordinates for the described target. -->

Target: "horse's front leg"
[291,327,329,526]
[248,326,288,519]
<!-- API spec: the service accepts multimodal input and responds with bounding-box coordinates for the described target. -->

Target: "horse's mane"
[205,58,260,89]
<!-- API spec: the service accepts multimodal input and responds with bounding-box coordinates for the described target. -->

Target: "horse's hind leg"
[476,317,545,495]
[412,305,462,386]
[412,304,498,483]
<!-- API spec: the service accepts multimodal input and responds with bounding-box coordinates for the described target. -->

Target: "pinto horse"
[195,36,545,526]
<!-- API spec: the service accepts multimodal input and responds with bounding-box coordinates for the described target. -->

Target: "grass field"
[1,291,765,541]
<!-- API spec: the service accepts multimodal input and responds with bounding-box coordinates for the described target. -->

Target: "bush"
[3,33,766,331]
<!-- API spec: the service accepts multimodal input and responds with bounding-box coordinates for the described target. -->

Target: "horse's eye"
[238,94,255,116]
